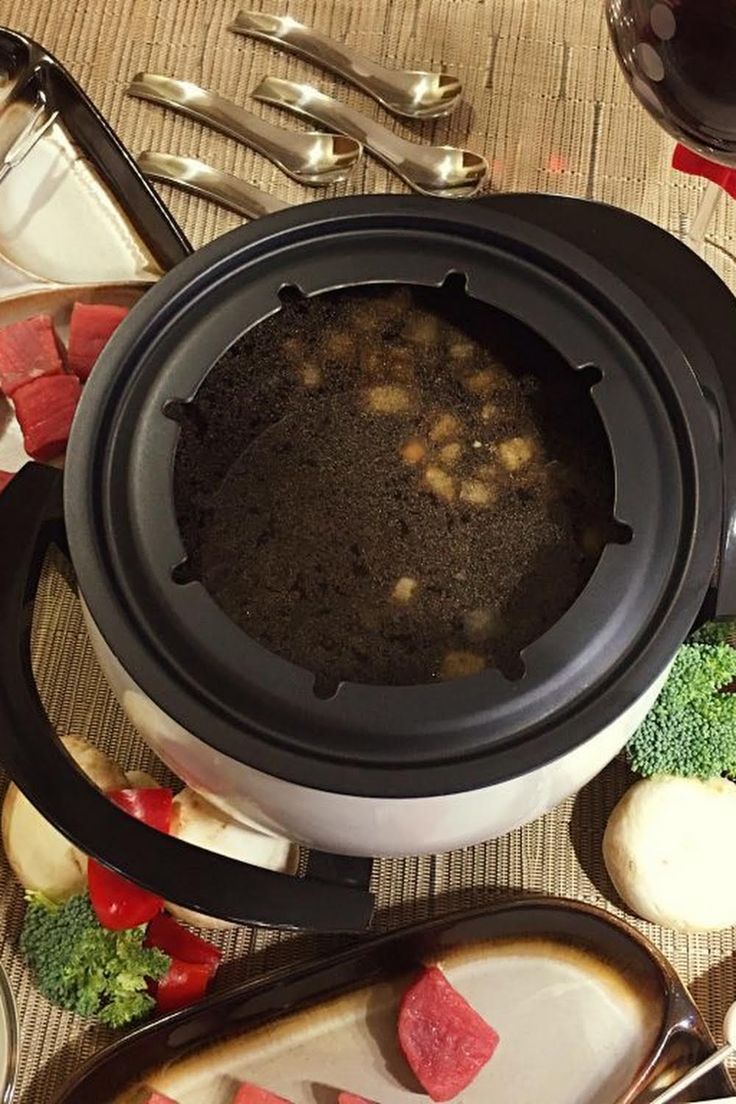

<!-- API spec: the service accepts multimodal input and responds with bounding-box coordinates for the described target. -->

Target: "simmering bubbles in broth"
[174,283,622,688]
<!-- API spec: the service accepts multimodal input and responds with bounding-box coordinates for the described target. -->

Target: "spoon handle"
[128,73,359,186]
[137,152,289,219]
[231,10,458,118]
[648,1044,733,1104]
[232,11,391,92]
[252,76,417,185]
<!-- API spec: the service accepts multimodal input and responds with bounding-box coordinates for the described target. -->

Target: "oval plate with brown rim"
[52,898,735,1104]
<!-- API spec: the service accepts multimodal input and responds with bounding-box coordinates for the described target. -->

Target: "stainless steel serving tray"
[0,26,191,471]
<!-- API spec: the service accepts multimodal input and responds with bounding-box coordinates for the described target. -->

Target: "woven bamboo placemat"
[3,1,736,1101]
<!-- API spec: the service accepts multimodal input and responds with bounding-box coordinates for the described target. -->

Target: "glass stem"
[685,179,723,254]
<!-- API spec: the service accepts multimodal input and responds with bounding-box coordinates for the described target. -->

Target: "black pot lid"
[64,196,724,798]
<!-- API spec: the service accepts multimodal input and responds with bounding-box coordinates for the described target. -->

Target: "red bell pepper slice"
[88,787,173,930]
[108,788,173,833]
[87,861,163,930]
[233,1086,295,1104]
[145,912,221,977]
[152,958,212,1013]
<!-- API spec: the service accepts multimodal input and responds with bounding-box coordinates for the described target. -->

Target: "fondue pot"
[1,193,735,931]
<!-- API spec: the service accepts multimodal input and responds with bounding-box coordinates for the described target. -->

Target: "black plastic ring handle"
[0,463,374,931]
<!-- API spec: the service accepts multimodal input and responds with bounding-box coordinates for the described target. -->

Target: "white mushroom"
[603,776,736,932]
[2,735,127,901]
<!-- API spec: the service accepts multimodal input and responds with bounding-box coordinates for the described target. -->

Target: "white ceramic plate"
[53,901,735,1104]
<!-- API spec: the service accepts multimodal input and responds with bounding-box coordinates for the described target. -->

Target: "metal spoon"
[230,10,462,120]
[252,77,488,198]
[137,152,289,219]
[127,73,362,187]
[648,1001,736,1104]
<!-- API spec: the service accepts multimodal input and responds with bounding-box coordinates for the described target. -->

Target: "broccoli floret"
[690,618,736,646]
[627,640,736,778]
[20,893,170,1027]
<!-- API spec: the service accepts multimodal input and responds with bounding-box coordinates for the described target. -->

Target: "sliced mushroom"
[2,735,127,901]
[165,789,299,930]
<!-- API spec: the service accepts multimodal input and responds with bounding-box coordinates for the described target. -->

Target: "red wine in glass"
[607,0,736,167]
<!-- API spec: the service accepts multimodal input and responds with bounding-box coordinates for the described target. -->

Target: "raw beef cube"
[339,1094,380,1104]
[68,301,129,380]
[0,471,14,494]
[398,965,500,1101]
[144,1094,178,1104]
[13,375,81,461]
[233,1085,294,1104]
[0,314,63,396]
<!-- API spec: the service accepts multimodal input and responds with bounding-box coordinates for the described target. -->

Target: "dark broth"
[174,284,619,687]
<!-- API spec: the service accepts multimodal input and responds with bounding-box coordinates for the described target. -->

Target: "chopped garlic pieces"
[460,479,494,507]
[498,436,535,471]
[401,438,427,465]
[440,651,486,680]
[364,385,413,414]
[392,576,418,603]
[429,412,461,443]
[463,607,500,643]
[300,364,322,389]
[423,466,456,502]
[439,442,462,467]
[464,369,498,396]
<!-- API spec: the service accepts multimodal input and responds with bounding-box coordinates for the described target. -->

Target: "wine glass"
[606,0,736,251]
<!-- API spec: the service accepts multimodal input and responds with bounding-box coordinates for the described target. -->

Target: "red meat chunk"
[145,1094,178,1104]
[338,1094,380,1104]
[398,965,499,1102]
[68,301,129,380]
[0,471,15,494]
[13,375,81,461]
[0,314,63,396]
[233,1085,294,1104]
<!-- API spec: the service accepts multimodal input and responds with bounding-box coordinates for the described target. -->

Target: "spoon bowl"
[252,77,488,198]
[388,70,463,120]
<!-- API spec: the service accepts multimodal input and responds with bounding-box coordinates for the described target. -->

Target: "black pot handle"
[0,464,374,931]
